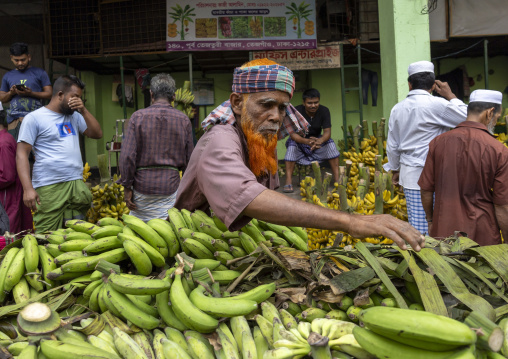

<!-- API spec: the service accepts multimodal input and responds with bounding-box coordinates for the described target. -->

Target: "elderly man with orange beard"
[175,59,425,251]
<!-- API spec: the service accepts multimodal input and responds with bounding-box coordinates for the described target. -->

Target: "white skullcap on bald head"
[469,90,502,104]
[408,61,434,77]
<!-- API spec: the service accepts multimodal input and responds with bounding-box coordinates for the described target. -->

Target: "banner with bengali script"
[166,1,316,52]
[253,46,341,70]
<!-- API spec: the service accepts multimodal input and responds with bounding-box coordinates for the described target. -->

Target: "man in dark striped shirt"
[118,73,194,221]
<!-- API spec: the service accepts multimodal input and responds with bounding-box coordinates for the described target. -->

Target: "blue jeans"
[361,69,378,106]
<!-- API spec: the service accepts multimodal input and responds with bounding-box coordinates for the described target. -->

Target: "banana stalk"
[374,171,385,215]
[307,332,332,359]
[352,125,362,153]
[312,161,323,199]
[338,167,350,212]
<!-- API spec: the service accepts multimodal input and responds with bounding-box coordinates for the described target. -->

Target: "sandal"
[283,184,294,193]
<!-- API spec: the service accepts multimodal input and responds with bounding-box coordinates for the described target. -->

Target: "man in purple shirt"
[175,59,424,251]
[118,73,194,221]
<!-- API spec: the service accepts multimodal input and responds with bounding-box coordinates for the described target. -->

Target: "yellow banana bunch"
[87,174,129,223]
[495,132,508,149]
[82,162,91,182]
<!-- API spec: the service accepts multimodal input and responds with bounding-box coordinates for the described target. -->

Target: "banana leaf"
[395,259,409,278]
[495,304,508,320]
[355,242,407,309]
[441,257,485,295]
[375,257,398,276]
[398,249,448,316]
[329,266,375,294]
[467,245,508,283]
[416,248,496,321]
[452,259,508,304]
[0,284,67,318]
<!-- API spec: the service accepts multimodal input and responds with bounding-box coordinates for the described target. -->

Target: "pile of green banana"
[0,208,307,306]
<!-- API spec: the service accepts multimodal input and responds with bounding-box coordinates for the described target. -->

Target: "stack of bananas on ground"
[172,80,195,118]
[82,162,91,182]
[86,174,129,223]
[300,123,409,249]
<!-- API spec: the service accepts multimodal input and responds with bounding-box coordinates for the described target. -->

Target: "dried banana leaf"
[355,242,408,309]
[275,247,310,272]
[327,256,350,272]
[416,248,496,321]
[467,245,508,283]
[452,259,508,304]
[398,249,447,317]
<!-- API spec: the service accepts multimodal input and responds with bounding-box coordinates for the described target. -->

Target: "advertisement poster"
[253,46,340,70]
[166,1,317,52]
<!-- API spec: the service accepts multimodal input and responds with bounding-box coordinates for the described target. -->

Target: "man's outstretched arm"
[244,189,425,251]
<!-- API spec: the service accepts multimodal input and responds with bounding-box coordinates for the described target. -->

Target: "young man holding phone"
[0,42,52,140]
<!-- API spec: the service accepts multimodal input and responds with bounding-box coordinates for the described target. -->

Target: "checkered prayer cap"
[201,62,309,139]
[232,63,295,98]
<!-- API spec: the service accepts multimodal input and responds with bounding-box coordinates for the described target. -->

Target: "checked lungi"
[284,138,340,165]
[130,189,178,222]
[403,187,429,234]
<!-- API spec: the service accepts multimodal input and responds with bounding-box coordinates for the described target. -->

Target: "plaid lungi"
[130,189,177,222]
[403,188,428,234]
[284,138,340,165]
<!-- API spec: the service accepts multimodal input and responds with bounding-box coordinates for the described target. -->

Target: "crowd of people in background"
[0,41,505,248]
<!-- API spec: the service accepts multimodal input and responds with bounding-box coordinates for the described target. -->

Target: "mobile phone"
[15,84,26,90]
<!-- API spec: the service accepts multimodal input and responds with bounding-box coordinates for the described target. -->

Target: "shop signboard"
[253,45,341,70]
[166,1,317,52]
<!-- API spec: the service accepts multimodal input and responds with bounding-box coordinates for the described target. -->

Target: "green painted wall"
[436,56,508,109]
[378,0,431,118]
[79,54,508,167]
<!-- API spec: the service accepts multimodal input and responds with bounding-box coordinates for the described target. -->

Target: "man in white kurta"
[383,61,467,234]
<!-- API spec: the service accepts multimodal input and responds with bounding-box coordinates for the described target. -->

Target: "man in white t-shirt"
[16,75,102,232]
[383,61,467,234]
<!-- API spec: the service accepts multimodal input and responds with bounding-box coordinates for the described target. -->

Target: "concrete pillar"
[378,0,431,118]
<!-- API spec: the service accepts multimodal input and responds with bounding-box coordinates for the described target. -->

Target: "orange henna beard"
[240,105,278,177]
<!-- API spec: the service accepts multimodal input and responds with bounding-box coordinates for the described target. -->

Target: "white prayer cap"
[408,61,434,77]
[469,89,502,104]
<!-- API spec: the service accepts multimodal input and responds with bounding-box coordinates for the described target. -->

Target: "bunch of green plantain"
[166,207,308,266]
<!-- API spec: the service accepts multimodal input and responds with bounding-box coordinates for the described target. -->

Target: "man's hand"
[68,97,86,113]
[427,222,432,235]
[348,214,425,251]
[16,86,32,97]
[392,171,400,186]
[434,80,456,101]
[309,136,323,151]
[124,188,137,210]
[23,188,40,212]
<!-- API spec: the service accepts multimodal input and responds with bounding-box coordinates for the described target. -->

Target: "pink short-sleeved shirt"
[174,123,279,230]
